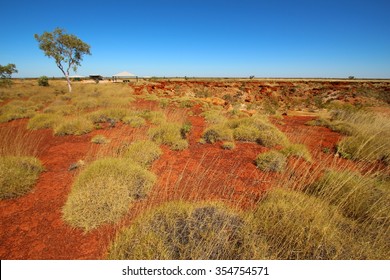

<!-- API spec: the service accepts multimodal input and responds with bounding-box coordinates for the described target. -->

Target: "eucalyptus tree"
[35,28,91,92]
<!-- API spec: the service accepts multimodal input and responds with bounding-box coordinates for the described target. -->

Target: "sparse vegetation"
[91,134,110,144]
[1,78,389,260]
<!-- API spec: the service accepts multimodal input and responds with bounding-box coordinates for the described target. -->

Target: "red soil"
[0,108,378,259]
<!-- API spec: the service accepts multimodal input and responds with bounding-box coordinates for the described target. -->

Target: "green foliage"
[123,140,162,167]
[108,201,255,259]
[0,156,44,199]
[34,28,91,92]
[0,63,17,87]
[38,76,49,86]
[255,150,287,172]
[53,117,94,136]
[62,158,156,231]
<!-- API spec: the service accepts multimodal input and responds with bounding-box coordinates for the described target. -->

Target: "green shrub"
[62,158,156,231]
[0,156,44,199]
[108,201,257,259]
[91,134,110,144]
[250,188,350,259]
[37,76,49,87]
[255,150,287,172]
[27,113,61,130]
[123,140,162,167]
[281,143,312,161]
[54,117,94,136]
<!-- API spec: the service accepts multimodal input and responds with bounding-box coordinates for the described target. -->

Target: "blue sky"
[1,0,389,78]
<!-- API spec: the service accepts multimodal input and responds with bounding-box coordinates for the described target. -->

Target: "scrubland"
[0,78,389,259]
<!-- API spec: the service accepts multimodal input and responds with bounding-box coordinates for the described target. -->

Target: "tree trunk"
[65,74,72,93]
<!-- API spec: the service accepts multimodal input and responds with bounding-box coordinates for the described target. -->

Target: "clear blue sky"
[1,0,389,78]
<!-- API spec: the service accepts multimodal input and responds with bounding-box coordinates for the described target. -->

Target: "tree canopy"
[34,28,91,92]
[0,63,18,79]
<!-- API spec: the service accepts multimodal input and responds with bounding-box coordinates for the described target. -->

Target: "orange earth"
[0,79,388,259]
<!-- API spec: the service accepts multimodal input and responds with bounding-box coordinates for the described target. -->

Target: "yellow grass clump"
[62,158,157,231]
[0,156,44,199]
[107,201,259,260]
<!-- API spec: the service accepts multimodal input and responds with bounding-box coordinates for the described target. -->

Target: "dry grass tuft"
[0,156,44,199]
[62,158,156,231]
[108,201,259,259]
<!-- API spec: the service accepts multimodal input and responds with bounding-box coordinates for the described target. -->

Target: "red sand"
[0,108,375,259]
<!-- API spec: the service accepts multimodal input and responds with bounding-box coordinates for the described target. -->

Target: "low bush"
[233,125,261,142]
[53,117,94,136]
[0,156,44,199]
[202,125,233,143]
[306,170,389,223]
[250,188,350,259]
[281,143,312,161]
[107,201,257,259]
[337,132,390,163]
[37,76,49,87]
[62,158,156,231]
[27,113,62,130]
[255,150,287,172]
[123,140,162,167]
[148,122,189,150]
